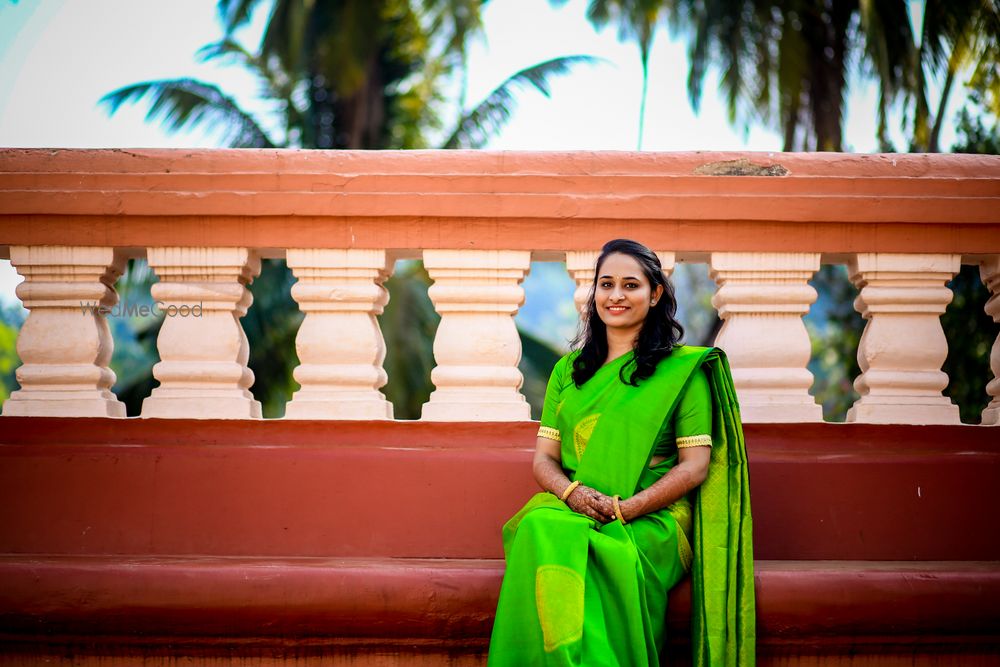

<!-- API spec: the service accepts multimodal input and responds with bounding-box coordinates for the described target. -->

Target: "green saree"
[488,345,755,666]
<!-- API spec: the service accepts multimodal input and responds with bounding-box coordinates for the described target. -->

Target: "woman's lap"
[491,494,687,665]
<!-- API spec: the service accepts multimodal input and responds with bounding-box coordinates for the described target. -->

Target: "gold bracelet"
[559,480,581,501]
[612,495,628,525]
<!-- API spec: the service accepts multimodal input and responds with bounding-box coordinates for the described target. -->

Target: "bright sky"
[0,0,964,307]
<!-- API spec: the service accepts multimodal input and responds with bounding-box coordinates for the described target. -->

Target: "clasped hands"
[564,483,623,524]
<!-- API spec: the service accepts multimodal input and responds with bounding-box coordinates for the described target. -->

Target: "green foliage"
[0,306,22,403]
[244,259,303,418]
[104,1,592,150]
[951,93,1000,155]
[519,328,565,420]
[379,260,439,419]
[942,265,998,424]
[558,1,998,152]
[806,265,863,422]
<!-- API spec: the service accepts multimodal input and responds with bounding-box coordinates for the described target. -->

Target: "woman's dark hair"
[569,238,684,387]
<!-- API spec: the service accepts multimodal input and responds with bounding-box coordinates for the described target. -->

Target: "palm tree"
[679,0,999,152]
[103,2,597,150]
[674,0,893,151]
[903,0,1000,152]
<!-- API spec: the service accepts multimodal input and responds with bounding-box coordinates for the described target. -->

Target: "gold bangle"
[559,480,581,501]
[612,495,628,525]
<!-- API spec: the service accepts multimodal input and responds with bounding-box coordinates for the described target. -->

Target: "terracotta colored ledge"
[1,149,998,255]
[0,557,998,641]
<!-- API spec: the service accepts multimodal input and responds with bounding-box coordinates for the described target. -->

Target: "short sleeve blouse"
[536,353,712,452]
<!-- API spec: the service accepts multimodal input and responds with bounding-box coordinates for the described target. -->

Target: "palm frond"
[197,38,304,136]
[685,3,712,111]
[99,78,275,148]
[441,55,601,149]
[196,38,256,66]
[217,0,265,35]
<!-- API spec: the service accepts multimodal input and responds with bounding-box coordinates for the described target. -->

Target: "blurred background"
[0,0,997,421]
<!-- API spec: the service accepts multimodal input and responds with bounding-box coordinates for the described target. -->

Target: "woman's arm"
[533,437,615,523]
[619,445,710,522]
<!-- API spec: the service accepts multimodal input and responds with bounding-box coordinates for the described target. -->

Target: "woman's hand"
[566,484,616,523]
[619,445,711,522]
[531,436,616,523]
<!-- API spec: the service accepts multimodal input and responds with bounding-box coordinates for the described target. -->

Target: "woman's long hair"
[570,239,684,387]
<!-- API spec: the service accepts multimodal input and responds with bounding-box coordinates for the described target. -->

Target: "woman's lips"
[606,305,629,315]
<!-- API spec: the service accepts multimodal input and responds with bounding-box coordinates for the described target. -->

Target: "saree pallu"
[488,346,755,666]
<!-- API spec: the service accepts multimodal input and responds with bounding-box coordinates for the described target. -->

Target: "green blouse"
[537,350,713,472]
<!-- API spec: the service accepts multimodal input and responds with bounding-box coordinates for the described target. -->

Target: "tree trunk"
[804,0,855,151]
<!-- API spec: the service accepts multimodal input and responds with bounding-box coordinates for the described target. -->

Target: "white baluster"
[980,256,1000,425]
[566,251,601,315]
[422,250,531,421]
[142,247,261,419]
[4,246,127,417]
[710,252,822,422]
[285,249,394,419]
[847,253,961,424]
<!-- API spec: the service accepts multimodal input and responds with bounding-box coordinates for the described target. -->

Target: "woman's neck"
[605,327,638,363]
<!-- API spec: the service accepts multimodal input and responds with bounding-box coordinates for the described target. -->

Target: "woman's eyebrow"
[598,275,640,280]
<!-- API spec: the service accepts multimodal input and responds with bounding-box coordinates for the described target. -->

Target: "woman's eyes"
[599,282,640,289]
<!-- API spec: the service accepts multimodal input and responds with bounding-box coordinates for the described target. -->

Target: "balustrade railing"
[1,149,997,424]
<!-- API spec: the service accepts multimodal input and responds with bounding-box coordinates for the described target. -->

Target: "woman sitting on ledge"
[488,238,755,666]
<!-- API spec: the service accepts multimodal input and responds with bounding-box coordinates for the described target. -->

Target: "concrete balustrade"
[421,249,532,421]
[285,248,394,420]
[847,253,962,425]
[4,245,128,417]
[0,150,998,425]
[141,247,262,419]
[710,252,823,423]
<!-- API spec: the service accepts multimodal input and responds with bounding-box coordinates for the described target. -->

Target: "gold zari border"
[677,434,712,448]
[537,426,561,442]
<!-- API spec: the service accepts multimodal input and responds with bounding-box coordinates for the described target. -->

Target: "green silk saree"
[488,345,755,666]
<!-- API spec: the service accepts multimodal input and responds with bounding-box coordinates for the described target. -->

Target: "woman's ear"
[652,284,665,304]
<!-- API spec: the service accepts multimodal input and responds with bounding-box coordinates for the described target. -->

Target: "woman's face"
[594,252,664,335]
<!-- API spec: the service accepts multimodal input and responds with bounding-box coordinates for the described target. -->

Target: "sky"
[0,0,965,316]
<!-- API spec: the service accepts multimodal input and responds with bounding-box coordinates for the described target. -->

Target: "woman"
[488,239,755,666]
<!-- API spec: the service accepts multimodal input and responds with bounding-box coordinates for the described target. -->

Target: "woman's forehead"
[598,253,644,278]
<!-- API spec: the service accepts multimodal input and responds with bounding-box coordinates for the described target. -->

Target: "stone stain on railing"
[693,157,790,176]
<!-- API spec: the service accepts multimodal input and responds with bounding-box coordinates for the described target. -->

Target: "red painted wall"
[0,419,996,561]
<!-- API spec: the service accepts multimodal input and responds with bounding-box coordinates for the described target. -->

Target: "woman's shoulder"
[670,343,713,357]
[558,348,582,365]
[551,348,582,376]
